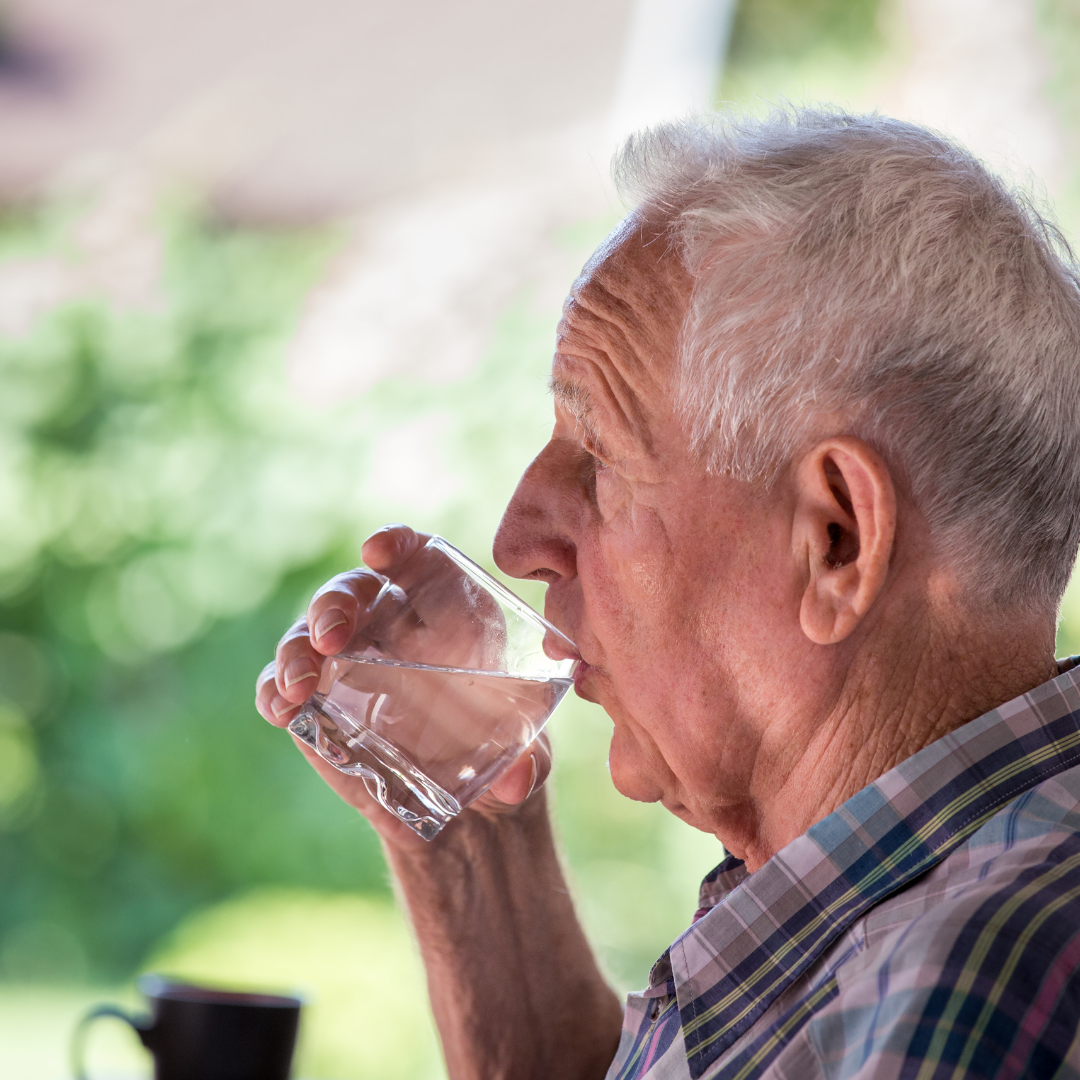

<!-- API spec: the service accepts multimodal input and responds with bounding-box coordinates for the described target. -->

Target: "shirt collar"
[663,659,1080,1080]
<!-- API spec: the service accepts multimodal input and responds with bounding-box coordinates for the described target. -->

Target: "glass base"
[289,703,461,841]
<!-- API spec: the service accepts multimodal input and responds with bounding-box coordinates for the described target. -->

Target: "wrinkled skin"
[492,217,787,842]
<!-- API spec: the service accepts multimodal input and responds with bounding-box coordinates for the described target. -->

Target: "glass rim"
[425,535,579,659]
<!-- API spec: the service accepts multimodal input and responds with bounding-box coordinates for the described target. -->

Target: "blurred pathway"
[0,0,632,218]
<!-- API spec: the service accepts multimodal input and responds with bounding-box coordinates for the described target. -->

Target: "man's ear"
[793,437,897,645]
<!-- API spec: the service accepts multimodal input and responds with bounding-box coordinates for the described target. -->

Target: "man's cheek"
[594,468,631,523]
[599,507,675,612]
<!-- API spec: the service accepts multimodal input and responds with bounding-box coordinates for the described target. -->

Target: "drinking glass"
[288,536,578,839]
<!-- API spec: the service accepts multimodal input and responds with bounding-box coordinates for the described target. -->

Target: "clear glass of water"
[288,536,578,840]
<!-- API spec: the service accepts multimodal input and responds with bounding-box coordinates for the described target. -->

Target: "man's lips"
[572,660,597,700]
[540,609,597,696]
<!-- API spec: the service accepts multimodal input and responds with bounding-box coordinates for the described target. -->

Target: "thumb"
[485,734,552,807]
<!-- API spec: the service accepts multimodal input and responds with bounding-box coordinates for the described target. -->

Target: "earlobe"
[794,438,897,646]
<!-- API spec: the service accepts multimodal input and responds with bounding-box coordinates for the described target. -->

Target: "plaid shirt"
[607,660,1080,1080]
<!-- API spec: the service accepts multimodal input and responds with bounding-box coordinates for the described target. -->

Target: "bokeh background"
[1,0,1079,1076]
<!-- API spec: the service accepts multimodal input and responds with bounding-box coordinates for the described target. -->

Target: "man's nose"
[493,442,578,585]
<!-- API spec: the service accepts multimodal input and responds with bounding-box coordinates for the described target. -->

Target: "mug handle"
[70,1003,153,1080]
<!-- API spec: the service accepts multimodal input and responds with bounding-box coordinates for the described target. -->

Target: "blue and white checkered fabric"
[607,660,1080,1080]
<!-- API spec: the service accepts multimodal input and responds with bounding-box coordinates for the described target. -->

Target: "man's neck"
[733,611,1059,873]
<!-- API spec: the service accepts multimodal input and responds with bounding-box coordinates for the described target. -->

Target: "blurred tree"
[728,0,884,62]
[1037,0,1080,240]
[721,0,891,105]
[0,207,395,980]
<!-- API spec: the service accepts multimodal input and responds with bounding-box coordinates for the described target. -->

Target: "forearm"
[384,792,623,1080]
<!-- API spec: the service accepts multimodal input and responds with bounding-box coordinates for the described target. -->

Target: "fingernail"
[526,754,539,799]
[283,658,318,690]
[271,695,298,719]
[313,609,347,642]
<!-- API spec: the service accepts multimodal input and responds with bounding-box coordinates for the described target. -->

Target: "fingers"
[271,616,320,704]
[256,659,302,727]
[269,619,333,728]
[361,524,427,573]
[269,566,386,714]
[256,526,422,730]
[308,527,432,658]
[307,568,386,656]
[483,732,553,809]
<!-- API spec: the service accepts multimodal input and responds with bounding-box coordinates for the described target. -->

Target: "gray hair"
[613,106,1080,614]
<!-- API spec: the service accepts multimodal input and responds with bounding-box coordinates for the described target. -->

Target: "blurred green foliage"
[721,0,898,109]
[0,208,395,982]
[728,0,884,63]
[1037,0,1080,239]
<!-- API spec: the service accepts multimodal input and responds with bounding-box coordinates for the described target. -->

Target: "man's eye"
[582,449,609,476]
[575,448,601,492]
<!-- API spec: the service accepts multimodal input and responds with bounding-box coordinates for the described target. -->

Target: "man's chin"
[607,740,666,805]
[660,799,709,832]
[609,772,664,804]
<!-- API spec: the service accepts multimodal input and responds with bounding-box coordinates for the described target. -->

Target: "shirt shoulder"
[804,769,1080,1080]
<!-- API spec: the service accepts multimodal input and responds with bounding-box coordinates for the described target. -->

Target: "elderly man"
[257,108,1080,1080]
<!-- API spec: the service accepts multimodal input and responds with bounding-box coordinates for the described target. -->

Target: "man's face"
[493,220,811,838]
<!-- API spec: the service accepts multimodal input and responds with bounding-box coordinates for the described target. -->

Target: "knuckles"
[313,567,383,602]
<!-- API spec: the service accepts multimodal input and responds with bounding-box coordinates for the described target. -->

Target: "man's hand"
[254,523,551,850]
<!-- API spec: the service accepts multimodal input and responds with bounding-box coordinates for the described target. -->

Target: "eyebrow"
[548,375,611,459]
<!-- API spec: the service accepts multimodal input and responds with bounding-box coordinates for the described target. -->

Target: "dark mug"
[71,974,302,1080]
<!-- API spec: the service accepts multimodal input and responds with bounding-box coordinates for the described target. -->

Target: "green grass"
[0,983,147,1080]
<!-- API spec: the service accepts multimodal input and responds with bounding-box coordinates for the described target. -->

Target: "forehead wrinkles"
[569,274,668,389]
[551,357,649,460]
[556,284,676,457]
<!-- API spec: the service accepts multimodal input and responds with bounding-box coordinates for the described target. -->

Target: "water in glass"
[291,654,572,839]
